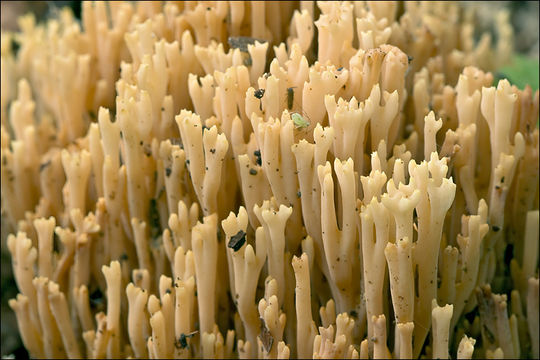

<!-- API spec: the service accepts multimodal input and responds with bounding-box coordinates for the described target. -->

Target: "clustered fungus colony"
[1,1,538,359]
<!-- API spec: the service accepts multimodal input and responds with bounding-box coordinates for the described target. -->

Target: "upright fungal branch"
[318,158,360,315]
[404,152,455,356]
[252,113,304,250]
[313,313,358,359]
[432,301,454,360]
[324,94,371,187]
[191,213,218,335]
[253,200,292,309]
[385,236,414,358]
[451,200,490,329]
[1,1,539,359]
[292,124,334,269]
[222,207,267,357]
[176,110,231,218]
[257,278,287,359]
[292,253,317,358]
[360,196,390,349]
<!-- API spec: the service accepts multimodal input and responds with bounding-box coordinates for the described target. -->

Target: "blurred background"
[0,1,538,358]
[462,1,538,59]
[1,1,538,57]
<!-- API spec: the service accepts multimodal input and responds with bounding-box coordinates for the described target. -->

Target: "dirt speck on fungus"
[228,230,246,251]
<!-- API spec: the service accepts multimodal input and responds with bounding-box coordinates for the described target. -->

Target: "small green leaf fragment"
[292,113,309,129]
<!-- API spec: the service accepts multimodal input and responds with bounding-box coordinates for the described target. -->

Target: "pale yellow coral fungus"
[1,1,539,359]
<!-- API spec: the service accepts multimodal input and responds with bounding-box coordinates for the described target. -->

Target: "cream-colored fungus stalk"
[257,278,287,359]
[313,313,358,359]
[292,253,317,358]
[318,158,359,315]
[409,152,456,356]
[292,124,333,260]
[191,213,218,334]
[176,111,230,217]
[222,207,267,357]
[457,335,476,359]
[324,94,371,186]
[253,200,294,348]
[1,1,538,359]
[432,301,454,360]
[360,194,390,350]
[251,113,304,249]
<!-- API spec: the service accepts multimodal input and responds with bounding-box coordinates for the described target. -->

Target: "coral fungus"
[1,1,538,359]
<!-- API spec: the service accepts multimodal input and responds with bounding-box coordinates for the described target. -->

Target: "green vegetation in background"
[495,54,539,92]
